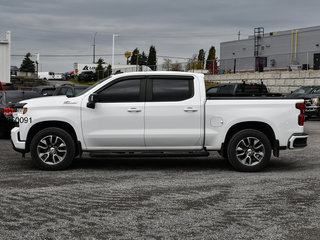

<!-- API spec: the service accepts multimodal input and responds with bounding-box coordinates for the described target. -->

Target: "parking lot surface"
[0,121,320,239]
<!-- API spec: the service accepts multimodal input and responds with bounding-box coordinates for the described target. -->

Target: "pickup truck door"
[81,77,146,149]
[144,76,202,149]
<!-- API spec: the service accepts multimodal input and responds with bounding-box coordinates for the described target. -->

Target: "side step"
[89,151,210,158]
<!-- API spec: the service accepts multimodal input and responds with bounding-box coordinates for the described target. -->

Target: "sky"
[1,0,320,73]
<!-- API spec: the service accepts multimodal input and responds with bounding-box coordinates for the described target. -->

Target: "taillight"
[296,102,306,126]
[2,107,15,116]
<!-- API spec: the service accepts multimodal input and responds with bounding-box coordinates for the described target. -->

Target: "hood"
[20,95,70,107]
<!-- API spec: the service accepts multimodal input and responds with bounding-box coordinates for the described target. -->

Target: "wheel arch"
[223,121,276,152]
[26,121,80,154]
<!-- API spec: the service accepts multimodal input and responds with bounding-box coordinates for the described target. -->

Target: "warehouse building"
[220,26,320,72]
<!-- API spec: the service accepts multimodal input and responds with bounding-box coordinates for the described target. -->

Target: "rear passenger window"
[151,79,193,101]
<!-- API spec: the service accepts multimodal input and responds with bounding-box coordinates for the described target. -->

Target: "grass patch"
[69,78,97,85]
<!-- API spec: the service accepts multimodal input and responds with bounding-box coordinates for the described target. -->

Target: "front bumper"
[11,127,26,153]
[305,105,320,116]
[288,133,308,149]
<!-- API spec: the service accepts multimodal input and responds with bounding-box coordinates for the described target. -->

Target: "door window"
[98,79,141,102]
[311,88,320,94]
[151,79,193,101]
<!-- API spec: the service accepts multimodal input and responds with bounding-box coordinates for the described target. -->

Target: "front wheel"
[30,127,75,170]
[227,129,271,172]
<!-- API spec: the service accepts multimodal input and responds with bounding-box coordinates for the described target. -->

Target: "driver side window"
[98,79,142,102]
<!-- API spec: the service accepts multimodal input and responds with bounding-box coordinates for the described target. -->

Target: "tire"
[227,129,271,172]
[30,127,75,170]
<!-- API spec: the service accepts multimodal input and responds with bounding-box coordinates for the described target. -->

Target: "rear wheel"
[227,129,271,172]
[30,127,75,170]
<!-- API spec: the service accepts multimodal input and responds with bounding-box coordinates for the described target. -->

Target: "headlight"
[23,108,28,114]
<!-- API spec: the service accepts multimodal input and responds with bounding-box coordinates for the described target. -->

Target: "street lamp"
[112,34,119,66]
[93,32,98,63]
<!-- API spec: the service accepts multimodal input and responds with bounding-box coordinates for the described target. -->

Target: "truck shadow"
[71,156,233,172]
[70,156,303,172]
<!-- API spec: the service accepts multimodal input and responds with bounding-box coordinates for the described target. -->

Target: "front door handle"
[184,107,198,112]
[128,108,141,112]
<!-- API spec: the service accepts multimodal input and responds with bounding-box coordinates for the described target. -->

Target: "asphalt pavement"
[0,121,320,239]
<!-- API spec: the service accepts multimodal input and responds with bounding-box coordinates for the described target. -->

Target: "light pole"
[112,34,119,66]
[93,32,98,63]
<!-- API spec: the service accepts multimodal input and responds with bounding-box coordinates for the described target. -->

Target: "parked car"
[0,90,42,138]
[287,86,320,118]
[32,85,56,96]
[10,66,19,76]
[53,73,66,80]
[38,72,55,80]
[206,82,282,97]
[52,84,89,97]
[77,71,97,82]
[11,72,307,172]
[0,81,15,91]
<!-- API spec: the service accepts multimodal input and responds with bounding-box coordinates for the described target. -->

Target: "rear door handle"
[184,107,198,112]
[128,108,142,112]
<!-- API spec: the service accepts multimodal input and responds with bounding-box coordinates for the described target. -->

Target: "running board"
[89,151,210,158]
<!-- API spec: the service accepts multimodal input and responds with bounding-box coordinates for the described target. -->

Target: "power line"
[11,53,192,60]
[11,53,124,57]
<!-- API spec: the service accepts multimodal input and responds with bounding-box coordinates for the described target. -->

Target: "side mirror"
[66,92,75,98]
[87,93,99,109]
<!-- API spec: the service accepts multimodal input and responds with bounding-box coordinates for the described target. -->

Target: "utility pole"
[35,53,40,74]
[93,32,97,63]
[112,34,119,66]
[238,30,240,40]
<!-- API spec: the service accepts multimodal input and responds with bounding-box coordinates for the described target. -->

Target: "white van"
[38,72,55,80]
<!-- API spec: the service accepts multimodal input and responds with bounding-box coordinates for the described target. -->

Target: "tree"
[185,54,198,71]
[162,58,172,71]
[206,46,216,70]
[20,53,35,73]
[147,45,157,70]
[170,62,182,71]
[130,48,140,65]
[197,49,205,69]
[95,58,105,80]
[105,64,112,77]
[140,51,147,66]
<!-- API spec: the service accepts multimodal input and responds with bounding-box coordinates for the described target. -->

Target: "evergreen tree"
[130,48,140,65]
[206,46,216,70]
[140,51,148,66]
[95,58,105,80]
[20,53,35,73]
[197,49,205,69]
[147,45,157,70]
[105,64,112,77]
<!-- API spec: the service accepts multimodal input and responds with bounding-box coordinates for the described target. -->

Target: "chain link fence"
[220,51,320,72]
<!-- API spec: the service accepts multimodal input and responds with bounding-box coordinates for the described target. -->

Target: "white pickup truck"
[11,72,308,171]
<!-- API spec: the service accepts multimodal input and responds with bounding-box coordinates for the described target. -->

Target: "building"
[73,63,152,75]
[220,26,320,72]
[0,31,11,83]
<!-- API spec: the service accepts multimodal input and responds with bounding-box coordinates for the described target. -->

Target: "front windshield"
[76,76,112,96]
[292,86,313,95]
